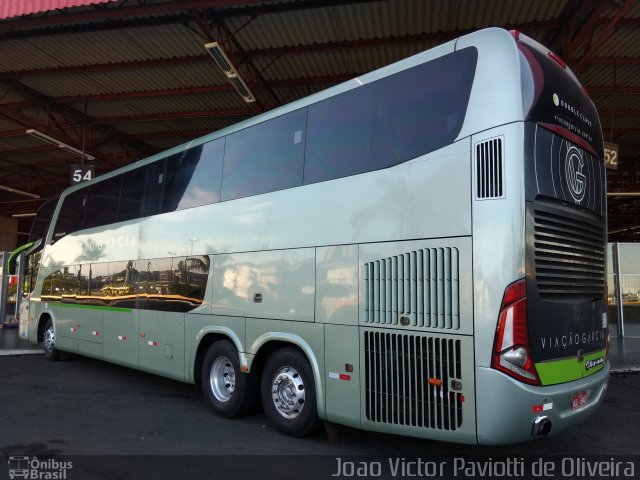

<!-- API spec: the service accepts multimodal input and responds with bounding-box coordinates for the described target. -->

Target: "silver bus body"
[20,28,608,444]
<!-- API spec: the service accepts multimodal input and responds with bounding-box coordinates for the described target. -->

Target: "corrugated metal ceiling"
[0,0,638,241]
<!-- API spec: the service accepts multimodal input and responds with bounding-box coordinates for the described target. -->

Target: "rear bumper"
[475,363,609,445]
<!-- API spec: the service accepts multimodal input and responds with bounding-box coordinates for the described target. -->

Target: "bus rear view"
[23,28,608,446]
[474,31,608,444]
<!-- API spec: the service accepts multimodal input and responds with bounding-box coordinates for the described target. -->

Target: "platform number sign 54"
[70,165,94,184]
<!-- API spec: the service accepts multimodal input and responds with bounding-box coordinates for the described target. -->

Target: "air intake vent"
[364,331,463,430]
[475,137,504,199]
[364,248,459,329]
[533,201,605,301]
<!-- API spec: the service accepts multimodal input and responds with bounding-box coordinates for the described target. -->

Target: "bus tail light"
[603,294,610,362]
[492,279,541,385]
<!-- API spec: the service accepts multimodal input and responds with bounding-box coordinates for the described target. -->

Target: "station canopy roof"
[0,0,639,242]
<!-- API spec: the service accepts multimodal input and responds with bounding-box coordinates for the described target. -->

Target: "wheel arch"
[250,333,326,420]
[37,312,53,343]
[191,326,246,385]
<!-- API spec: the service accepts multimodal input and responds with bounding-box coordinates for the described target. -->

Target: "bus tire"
[42,318,60,361]
[261,347,320,437]
[201,340,257,418]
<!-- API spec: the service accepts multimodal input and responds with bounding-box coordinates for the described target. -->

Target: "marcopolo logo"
[7,456,72,480]
[565,145,587,203]
[586,357,605,371]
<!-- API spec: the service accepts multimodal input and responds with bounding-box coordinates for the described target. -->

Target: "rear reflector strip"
[538,122,600,158]
[548,51,567,69]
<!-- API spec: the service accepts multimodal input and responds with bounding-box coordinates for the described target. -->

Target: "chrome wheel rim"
[271,366,305,419]
[43,325,55,353]
[210,356,235,402]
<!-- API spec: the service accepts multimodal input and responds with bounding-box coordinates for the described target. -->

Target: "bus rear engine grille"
[533,206,605,301]
[364,331,463,430]
[364,247,460,329]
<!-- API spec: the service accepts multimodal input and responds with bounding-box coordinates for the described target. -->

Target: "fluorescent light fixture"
[11,212,37,218]
[609,225,640,235]
[204,42,256,103]
[26,128,95,161]
[0,185,40,199]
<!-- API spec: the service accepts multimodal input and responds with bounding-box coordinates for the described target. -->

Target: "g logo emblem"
[565,146,586,203]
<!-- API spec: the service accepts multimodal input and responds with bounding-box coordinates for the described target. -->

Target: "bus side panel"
[359,327,476,444]
[357,238,475,443]
[102,309,139,369]
[53,318,75,353]
[138,310,185,381]
[324,324,361,428]
[471,123,526,369]
[54,304,103,349]
[358,238,473,336]
[210,249,316,323]
[315,245,358,326]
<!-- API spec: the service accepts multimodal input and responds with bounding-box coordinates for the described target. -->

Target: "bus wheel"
[201,340,257,418]
[42,318,60,361]
[261,347,320,437]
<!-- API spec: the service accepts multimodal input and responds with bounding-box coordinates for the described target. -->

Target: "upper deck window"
[304,47,477,184]
[222,109,306,201]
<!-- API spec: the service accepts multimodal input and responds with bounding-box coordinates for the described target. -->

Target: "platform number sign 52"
[70,165,94,184]
[604,142,619,170]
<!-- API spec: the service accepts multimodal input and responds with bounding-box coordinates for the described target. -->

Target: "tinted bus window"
[29,197,58,243]
[84,175,122,229]
[119,160,165,222]
[88,262,109,299]
[52,190,86,241]
[163,138,225,212]
[372,47,477,167]
[305,47,477,183]
[222,109,306,201]
[305,86,373,184]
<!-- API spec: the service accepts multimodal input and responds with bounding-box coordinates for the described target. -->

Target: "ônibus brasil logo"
[7,456,72,480]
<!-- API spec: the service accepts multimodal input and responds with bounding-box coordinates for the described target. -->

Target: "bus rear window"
[519,42,603,158]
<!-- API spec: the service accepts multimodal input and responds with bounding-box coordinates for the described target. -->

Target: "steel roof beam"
[0,0,381,40]
[0,75,346,108]
[573,0,637,74]
[0,21,559,81]
[0,78,157,165]
[589,86,640,94]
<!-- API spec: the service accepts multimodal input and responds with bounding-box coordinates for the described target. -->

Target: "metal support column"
[613,242,625,337]
[0,252,8,324]
[13,252,25,319]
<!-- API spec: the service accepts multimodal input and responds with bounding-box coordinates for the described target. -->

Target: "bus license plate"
[571,391,588,410]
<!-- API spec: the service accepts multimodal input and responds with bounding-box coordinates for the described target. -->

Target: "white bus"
[20,28,608,445]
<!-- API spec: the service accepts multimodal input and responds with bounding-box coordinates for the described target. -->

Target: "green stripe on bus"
[535,349,607,385]
[8,242,34,265]
[52,303,132,313]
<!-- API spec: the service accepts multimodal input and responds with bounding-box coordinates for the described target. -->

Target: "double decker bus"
[20,28,608,445]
